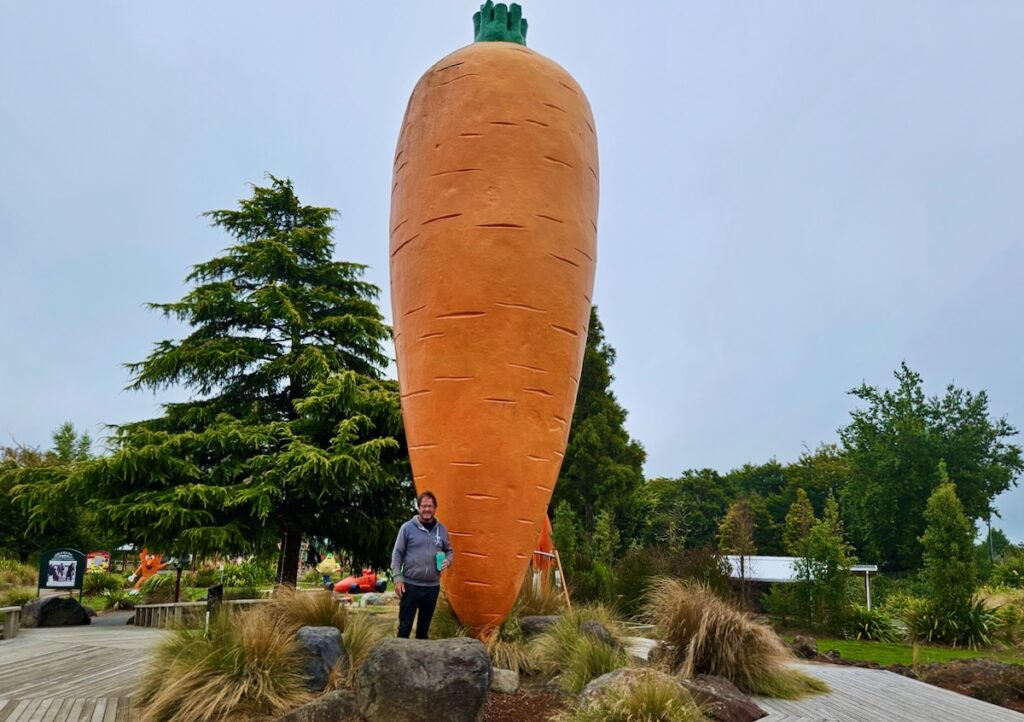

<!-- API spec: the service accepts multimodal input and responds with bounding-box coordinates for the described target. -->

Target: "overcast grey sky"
[2,2,1022,541]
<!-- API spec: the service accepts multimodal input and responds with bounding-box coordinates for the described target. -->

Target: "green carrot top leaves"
[473,1,528,46]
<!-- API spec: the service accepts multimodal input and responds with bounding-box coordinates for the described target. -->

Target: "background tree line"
[2,176,1021,596]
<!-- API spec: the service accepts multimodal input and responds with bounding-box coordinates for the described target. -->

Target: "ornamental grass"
[136,606,308,722]
[645,578,827,699]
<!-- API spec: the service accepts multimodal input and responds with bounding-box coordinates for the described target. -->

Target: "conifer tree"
[784,488,816,556]
[551,307,645,539]
[16,178,408,583]
[921,463,978,617]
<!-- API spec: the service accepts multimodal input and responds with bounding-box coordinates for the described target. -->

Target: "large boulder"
[21,597,91,628]
[490,667,520,694]
[519,615,559,639]
[356,637,490,722]
[679,675,767,722]
[578,668,679,711]
[580,620,618,648]
[295,626,346,692]
[791,635,817,659]
[578,667,766,721]
[277,689,360,722]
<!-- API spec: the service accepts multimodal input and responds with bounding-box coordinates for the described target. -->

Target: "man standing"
[391,490,452,639]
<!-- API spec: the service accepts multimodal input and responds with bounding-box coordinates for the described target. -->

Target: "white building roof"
[723,555,877,583]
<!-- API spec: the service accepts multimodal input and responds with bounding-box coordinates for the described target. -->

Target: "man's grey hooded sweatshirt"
[391,515,453,587]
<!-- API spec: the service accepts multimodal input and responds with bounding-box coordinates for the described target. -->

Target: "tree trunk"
[276,525,303,587]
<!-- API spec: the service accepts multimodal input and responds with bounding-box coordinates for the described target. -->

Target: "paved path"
[0,619,164,722]
[755,662,1023,721]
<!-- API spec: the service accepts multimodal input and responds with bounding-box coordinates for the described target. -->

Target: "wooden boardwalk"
[756,662,1023,721]
[0,619,164,722]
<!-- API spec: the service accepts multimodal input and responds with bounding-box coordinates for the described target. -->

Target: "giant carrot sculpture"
[390,1,597,636]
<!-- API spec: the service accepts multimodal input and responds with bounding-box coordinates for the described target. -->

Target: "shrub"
[0,586,36,607]
[83,571,124,596]
[645,578,827,699]
[223,586,261,601]
[904,596,1002,649]
[139,574,174,603]
[301,568,323,586]
[555,671,705,722]
[762,584,799,625]
[844,605,901,643]
[879,591,921,621]
[222,559,276,588]
[101,589,136,611]
[187,565,222,588]
[614,546,672,616]
[266,588,346,635]
[0,558,36,587]
[136,607,307,722]
[531,607,628,693]
[990,554,1024,589]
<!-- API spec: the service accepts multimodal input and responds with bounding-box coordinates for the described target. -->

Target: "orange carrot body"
[390,40,598,635]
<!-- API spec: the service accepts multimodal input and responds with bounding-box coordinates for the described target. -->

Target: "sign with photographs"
[39,548,87,590]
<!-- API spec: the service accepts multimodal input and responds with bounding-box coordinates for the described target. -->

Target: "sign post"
[39,548,87,603]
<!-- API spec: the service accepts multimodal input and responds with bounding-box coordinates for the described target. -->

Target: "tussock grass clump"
[429,592,472,640]
[0,586,36,607]
[0,558,36,588]
[266,587,347,635]
[137,608,308,722]
[531,606,629,693]
[645,578,827,699]
[329,612,391,688]
[487,637,540,675]
[513,571,567,617]
[556,671,706,722]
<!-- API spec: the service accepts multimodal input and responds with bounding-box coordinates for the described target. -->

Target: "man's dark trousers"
[397,583,440,639]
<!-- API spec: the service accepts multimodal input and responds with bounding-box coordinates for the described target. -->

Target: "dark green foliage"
[82,571,124,596]
[637,470,732,550]
[222,560,276,588]
[844,605,901,643]
[840,363,1022,572]
[14,178,409,584]
[552,307,645,543]
[1,424,115,561]
[920,475,977,618]
[904,596,1002,649]
[784,488,815,556]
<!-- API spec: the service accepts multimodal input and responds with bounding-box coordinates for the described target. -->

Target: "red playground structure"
[333,568,388,594]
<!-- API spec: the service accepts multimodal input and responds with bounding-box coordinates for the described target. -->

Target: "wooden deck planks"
[0,625,162,722]
[756,662,1023,721]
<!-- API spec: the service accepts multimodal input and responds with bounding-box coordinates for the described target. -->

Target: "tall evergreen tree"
[784,488,816,556]
[920,465,978,618]
[551,306,645,538]
[15,178,408,583]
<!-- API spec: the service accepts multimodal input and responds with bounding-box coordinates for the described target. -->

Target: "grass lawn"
[814,638,1024,667]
